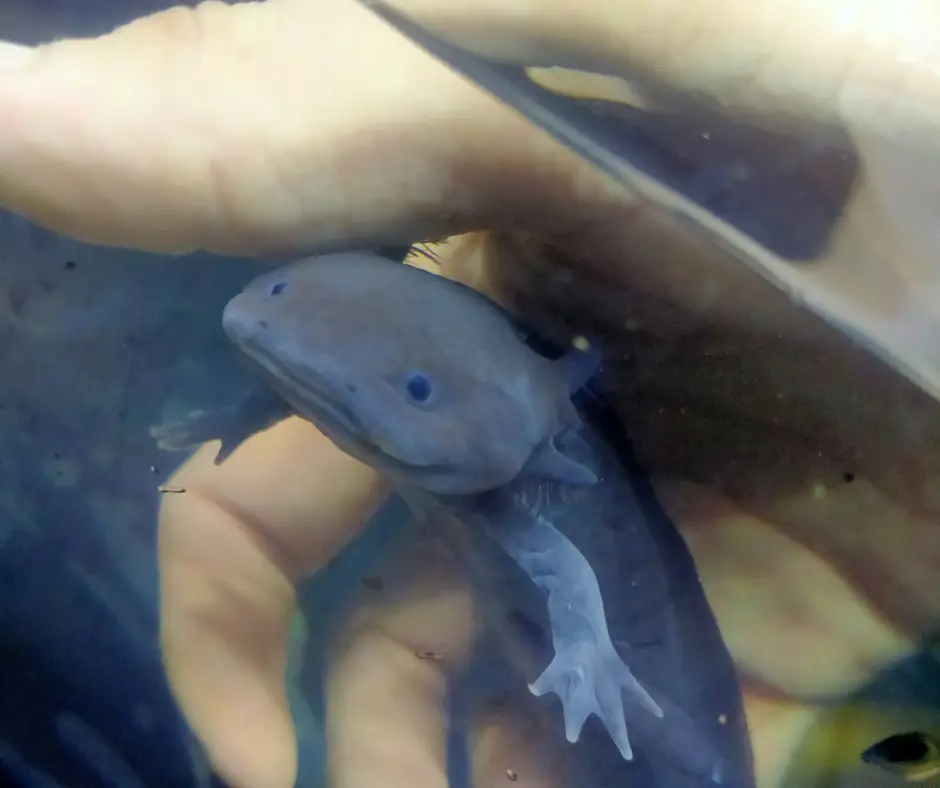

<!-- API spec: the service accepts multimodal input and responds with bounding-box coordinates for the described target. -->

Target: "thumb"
[0,0,595,256]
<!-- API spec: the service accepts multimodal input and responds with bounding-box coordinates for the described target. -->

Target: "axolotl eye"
[268,280,288,297]
[404,372,433,404]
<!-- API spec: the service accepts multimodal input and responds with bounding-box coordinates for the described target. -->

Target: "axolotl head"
[222,252,598,496]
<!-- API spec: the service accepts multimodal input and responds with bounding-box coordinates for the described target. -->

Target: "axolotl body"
[154,252,754,787]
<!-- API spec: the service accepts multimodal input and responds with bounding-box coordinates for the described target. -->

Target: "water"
[2,2,940,788]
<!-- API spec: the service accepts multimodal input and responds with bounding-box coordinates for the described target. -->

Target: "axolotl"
[153,252,755,786]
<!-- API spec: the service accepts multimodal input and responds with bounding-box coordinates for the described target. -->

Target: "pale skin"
[2,1,940,788]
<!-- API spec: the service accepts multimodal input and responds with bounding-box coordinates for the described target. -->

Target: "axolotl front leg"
[482,509,663,759]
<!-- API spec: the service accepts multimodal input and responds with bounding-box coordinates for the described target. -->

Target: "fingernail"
[0,41,33,70]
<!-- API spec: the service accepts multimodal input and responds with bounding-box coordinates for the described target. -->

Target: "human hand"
[3,1,940,788]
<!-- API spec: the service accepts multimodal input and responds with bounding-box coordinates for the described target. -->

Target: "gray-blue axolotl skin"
[151,252,755,787]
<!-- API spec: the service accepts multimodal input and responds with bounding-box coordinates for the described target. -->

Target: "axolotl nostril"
[152,252,754,787]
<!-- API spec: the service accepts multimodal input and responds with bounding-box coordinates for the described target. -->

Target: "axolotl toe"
[484,506,664,758]
[155,252,754,786]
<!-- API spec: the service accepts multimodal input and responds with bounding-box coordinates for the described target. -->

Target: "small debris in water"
[149,465,160,475]
[362,576,384,591]
[158,484,187,494]
[842,471,855,483]
[572,335,590,351]
[505,769,519,782]
[718,714,727,725]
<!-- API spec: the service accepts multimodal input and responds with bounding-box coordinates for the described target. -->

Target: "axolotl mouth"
[235,334,457,479]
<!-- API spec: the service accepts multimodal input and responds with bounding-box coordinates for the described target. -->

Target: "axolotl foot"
[529,638,663,760]
[478,500,664,760]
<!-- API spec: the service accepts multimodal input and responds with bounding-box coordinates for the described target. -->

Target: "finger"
[326,512,563,788]
[159,415,389,788]
[619,339,940,652]
[393,0,940,148]
[0,0,607,255]
[325,515,477,788]
[470,690,567,788]
[654,474,914,699]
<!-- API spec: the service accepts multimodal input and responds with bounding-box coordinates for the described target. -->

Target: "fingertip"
[164,620,298,788]
[159,473,299,788]
[0,1,288,252]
